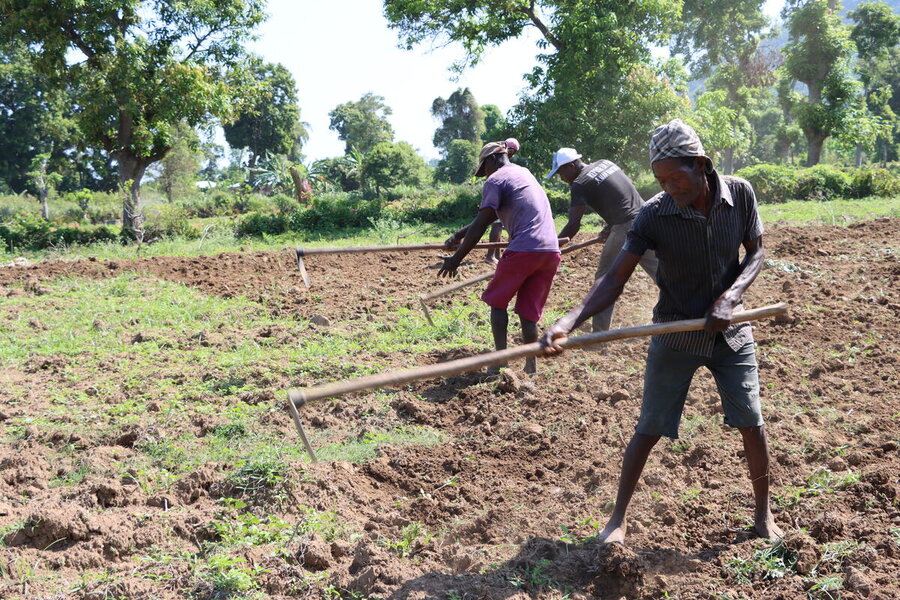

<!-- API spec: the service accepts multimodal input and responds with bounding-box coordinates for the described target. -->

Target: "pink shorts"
[481,251,561,322]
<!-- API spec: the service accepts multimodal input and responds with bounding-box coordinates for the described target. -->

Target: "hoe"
[285,303,788,462]
[295,238,569,288]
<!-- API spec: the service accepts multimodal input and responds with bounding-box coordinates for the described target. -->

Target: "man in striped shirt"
[542,119,782,544]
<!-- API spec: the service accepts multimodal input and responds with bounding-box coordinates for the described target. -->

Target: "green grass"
[759,195,900,224]
[0,273,473,514]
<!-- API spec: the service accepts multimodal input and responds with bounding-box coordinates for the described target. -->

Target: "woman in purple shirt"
[440,141,560,374]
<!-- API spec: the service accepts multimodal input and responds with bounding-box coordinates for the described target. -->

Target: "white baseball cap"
[545,148,582,178]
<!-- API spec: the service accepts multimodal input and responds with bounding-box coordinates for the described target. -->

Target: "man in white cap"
[547,149,658,332]
[441,140,560,374]
[542,119,781,545]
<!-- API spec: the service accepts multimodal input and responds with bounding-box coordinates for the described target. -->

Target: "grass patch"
[759,195,900,224]
[317,426,447,463]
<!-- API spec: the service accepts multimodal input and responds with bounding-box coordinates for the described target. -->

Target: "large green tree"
[362,141,430,193]
[223,59,307,169]
[0,42,75,194]
[672,0,773,172]
[481,104,509,142]
[435,139,479,183]
[329,93,395,154]
[384,0,684,173]
[781,0,859,166]
[431,88,485,151]
[849,1,900,164]
[0,0,265,238]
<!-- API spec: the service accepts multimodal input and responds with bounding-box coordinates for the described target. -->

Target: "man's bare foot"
[753,512,784,540]
[483,256,499,265]
[524,357,536,374]
[487,363,507,375]
[596,522,626,545]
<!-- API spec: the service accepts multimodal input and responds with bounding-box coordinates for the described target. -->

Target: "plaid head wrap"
[649,119,713,172]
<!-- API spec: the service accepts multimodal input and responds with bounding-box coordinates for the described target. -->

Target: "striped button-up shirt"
[622,171,764,357]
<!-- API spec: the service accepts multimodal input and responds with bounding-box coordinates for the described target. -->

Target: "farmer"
[541,119,782,544]
[442,140,560,374]
[547,148,658,332]
[484,138,521,265]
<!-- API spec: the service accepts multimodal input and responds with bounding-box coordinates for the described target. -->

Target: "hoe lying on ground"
[294,237,570,288]
[285,303,788,462]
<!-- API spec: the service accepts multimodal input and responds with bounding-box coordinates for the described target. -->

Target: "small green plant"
[807,575,843,600]
[227,457,287,496]
[724,542,796,584]
[383,522,432,558]
[670,439,692,454]
[212,422,248,440]
[679,488,702,504]
[202,553,260,593]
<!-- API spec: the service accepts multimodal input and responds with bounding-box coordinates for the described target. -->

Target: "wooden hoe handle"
[295,237,570,258]
[287,303,788,408]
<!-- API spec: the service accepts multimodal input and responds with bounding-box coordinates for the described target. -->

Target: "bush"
[795,164,850,201]
[0,213,117,251]
[289,192,383,231]
[236,212,288,237]
[849,167,900,198]
[143,204,201,240]
[406,187,481,222]
[735,164,799,204]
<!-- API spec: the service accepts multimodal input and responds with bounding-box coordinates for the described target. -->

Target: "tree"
[154,122,202,203]
[435,139,479,183]
[0,42,75,194]
[672,0,776,172]
[481,104,508,142]
[781,0,859,166]
[223,59,307,169]
[431,88,485,152]
[362,142,430,193]
[329,93,395,154]
[687,90,753,169]
[849,1,900,164]
[0,0,265,239]
[384,1,684,173]
[27,154,62,219]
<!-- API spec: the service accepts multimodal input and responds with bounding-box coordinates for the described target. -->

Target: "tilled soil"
[0,218,898,600]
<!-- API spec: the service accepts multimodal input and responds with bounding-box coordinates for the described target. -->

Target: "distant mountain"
[842,0,900,14]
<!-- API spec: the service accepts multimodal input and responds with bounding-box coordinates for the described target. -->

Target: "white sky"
[250,0,784,163]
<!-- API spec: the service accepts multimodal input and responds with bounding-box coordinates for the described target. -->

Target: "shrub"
[795,164,850,200]
[143,204,201,240]
[289,192,383,231]
[735,164,799,204]
[0,213,118,250]
[236,212,288,237]
[849,167,900,198]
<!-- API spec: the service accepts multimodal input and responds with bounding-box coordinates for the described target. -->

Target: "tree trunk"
[118,154,149,241]
[39,188,49,220]
[855,144,863,168]
[805,132,827,167]
[723,147,735,174]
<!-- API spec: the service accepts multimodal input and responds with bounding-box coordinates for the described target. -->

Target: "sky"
[250,0,784,163]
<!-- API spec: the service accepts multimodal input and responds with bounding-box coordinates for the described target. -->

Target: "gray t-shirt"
[570,160,644,225]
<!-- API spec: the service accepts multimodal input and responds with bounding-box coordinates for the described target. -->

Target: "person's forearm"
[722,245,765,304]
[556,277,625,332]
[558,220,580,241]
[450,224,470,242]
[452,221,491,261]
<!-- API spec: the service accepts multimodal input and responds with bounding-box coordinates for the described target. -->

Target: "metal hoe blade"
[286,391,318,463]
[295,247,311,288]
